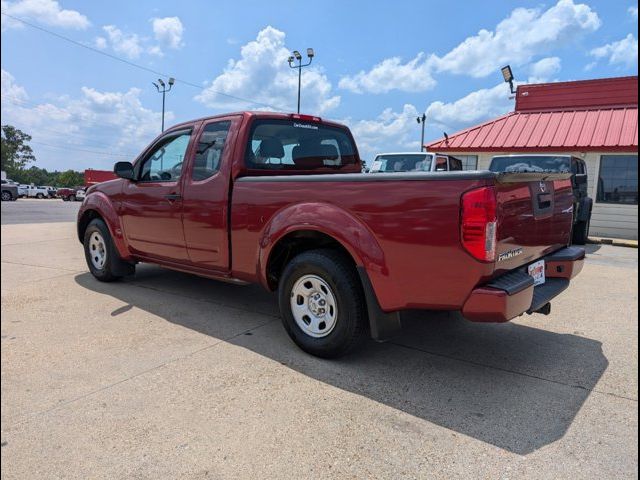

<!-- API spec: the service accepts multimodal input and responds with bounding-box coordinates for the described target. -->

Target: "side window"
[435,156,448,171]
[139,131,191,182]
[193,121,231,181]
[448,157,463,171]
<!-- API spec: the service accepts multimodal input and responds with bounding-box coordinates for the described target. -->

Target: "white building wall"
[445,150,638,240]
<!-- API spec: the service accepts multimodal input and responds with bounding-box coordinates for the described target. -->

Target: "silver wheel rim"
[88,231,107,270]
[2,192,10,200]
[290,274,338,338]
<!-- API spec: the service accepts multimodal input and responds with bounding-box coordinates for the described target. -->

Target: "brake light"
[461,186,497,262]
[290,114,322,122]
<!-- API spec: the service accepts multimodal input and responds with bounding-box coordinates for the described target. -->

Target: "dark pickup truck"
[78,112,585,357]
[489,155,593,244]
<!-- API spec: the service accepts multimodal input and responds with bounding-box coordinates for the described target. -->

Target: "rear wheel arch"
[265,229,360,291]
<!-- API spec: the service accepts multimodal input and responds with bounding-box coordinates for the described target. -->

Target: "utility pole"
[152,77,175,132]
[417,113,426,152]
[288,48,314,113]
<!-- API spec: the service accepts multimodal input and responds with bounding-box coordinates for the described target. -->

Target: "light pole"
[288,48,314,113]
[152,77,175,132]
[416,113,426,152]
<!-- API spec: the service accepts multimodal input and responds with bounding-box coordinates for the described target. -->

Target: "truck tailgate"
[493,173,574,274]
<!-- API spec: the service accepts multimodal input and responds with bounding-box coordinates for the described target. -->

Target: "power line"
[0,11,293,112]
[1,95,141,154]
[30,141,133,157]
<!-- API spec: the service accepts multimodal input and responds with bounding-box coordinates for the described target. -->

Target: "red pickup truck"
[78,111,584,357]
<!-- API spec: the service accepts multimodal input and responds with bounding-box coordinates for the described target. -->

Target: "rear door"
[493,174,574,273]
[181,115,241,270]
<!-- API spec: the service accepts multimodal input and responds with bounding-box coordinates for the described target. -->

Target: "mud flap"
[356,266,402,342]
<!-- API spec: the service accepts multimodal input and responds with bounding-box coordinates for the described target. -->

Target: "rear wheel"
[1,191,12,201]
[83,219,134,282]
[572,217,590,245]
[278,249,367,358]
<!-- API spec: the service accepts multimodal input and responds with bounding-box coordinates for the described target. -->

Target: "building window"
[453,155,478,170]
[597,155,638,205]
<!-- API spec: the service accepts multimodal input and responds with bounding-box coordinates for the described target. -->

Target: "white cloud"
[100,25,144,59]
[528,57,562,83]
[151,16,184,50]
[1,0,89,30]
[590,34,639,68]
[0,70,167,170]
[343,104,420,159]
[425,84,514,132]
[195,26,340,114]
[94,36,107,49]
[629,6,638,20]
[337,0,599,94]
[338,53,437,94]
[94,18,184,59]
[434,0,599,77]
[1,69,29,102]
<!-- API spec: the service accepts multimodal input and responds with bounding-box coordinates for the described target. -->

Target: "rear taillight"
[461,186,497,262]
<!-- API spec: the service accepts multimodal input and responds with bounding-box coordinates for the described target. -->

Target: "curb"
[587,237,638,249]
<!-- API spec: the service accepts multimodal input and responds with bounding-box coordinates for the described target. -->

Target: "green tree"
[1,125,36,174]
[57,170,84,187]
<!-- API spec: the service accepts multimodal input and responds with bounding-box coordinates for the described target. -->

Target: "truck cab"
[369,152,463,173]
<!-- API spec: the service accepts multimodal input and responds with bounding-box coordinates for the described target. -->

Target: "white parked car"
[369,152,463,173]
[76,189,86,201]
[18,184,29,197]
[27,185,50,199]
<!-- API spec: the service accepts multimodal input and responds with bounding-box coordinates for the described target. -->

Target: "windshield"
[489,155,571,173]
[371,154,432,173]
[245,119,358,170]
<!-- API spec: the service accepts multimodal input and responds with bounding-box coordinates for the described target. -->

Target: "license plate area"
[528,259,546,286]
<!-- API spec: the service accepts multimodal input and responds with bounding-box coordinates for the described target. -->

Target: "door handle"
[164,193,182,202]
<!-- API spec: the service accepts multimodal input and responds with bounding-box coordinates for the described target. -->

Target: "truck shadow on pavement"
[75,265,608,456]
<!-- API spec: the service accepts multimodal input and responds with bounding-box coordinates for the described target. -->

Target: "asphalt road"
[1,198,81,225]
[1,206,638,478]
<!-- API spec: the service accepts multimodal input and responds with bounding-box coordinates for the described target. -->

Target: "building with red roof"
[426,76,638,240]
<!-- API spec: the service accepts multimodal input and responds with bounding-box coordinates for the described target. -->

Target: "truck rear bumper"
[462,246,585,323]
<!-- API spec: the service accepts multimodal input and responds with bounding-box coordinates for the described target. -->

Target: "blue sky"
[1,0,638,170]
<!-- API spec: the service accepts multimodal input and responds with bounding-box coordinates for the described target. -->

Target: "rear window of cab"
[245,119,359,171]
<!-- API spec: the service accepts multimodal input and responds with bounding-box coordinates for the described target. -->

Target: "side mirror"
[574,174,588,186]
[114,161,135,181]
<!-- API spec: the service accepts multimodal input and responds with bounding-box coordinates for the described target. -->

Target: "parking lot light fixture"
[417,113,427,152]
[288,48,314,114]
[153,77,175,132]
[501,65,516,94]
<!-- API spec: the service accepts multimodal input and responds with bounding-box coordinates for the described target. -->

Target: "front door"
[181,117,239,270]
[120,127,194,262]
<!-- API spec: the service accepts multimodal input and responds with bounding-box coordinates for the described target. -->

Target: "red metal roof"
[516,76,638,112]
[427,76,639,153]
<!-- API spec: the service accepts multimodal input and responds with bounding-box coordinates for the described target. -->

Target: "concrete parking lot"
[1,200,638,479]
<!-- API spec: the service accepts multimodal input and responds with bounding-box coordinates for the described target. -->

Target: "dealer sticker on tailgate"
[528,259,546,286]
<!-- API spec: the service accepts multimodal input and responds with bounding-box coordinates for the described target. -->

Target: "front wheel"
[278,249,367,358]
[36,193,44,199]
[1,191,12,201]
[83,219,134,282]
[69,194,76,202]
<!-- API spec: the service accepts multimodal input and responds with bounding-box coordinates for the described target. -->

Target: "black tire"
[572,217,590,245]
[1,191,12,201]
[278,249,367,358]
[83,218,134,282]
[36,193,44,199]
[69,194,76,202]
